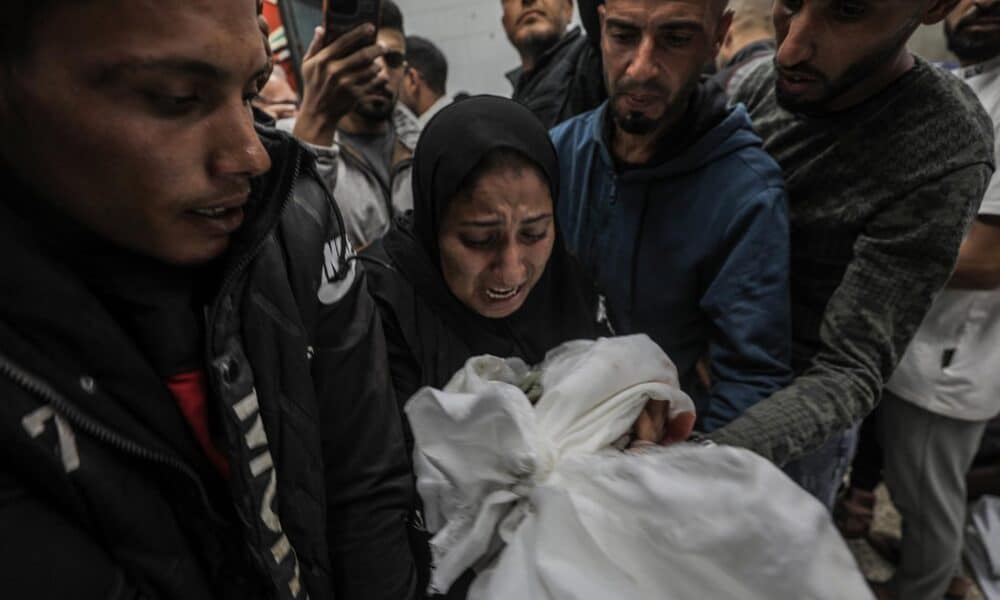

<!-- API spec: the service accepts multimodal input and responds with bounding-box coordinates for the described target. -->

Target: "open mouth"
[185,197,247,234]
[623,93,659,106]
[190,206,239,218]
[776,69,822,96]
[781,72,816,84]
[485,285,522,301]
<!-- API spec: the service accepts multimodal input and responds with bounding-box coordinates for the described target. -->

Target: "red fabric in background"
[166,370,231,479]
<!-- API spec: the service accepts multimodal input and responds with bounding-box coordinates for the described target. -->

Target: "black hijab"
[376,95,609,392]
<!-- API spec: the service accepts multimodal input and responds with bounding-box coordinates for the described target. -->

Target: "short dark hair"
[1,1,66,61]
[405,36,448,96]
[380,0,405,35]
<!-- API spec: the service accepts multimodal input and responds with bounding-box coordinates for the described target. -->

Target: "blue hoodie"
[550,101,792,431]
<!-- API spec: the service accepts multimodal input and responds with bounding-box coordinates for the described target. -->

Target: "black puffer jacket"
[0,127,416,600]
[506,26,606,129]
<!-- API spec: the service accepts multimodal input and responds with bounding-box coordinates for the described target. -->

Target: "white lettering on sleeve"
[22,406,80,473]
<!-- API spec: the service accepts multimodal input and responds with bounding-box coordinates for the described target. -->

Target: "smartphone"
[322,0,383,48]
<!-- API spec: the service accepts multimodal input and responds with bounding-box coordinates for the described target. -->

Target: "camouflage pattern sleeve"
[707,162,993,465]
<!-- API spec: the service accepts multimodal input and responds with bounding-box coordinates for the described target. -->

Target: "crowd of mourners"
[1,0,999,598]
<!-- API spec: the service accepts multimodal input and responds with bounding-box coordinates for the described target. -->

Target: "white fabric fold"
[406,335,870,599]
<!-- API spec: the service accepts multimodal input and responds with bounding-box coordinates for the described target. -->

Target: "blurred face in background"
[600,0,730,135]
[502,0,575,61]
[355,27,406,122]
[254,69,299,120]
[0,0,272,265]
[439,163,555,319]
[946,0,1000,64]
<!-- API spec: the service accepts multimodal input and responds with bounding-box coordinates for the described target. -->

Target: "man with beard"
[837,2,1000,598]
[293,0,419,249]
[551,0,794,434]
[503,0,607,128]
[718,0,995,514]
[0,0,416,598]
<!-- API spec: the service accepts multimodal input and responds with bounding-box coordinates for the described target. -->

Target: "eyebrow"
[459,214,553,227]
[605,17,705,33]
[605,18,641,30]
[96,57,270,85]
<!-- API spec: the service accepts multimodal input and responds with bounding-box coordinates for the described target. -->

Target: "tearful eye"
[519,229,549,244]
[460,235,496,249]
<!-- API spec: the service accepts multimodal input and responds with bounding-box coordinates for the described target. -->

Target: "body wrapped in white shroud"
[406,335,872,599]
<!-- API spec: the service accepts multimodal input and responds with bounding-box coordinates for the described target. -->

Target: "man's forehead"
[34,0,268,81]
[35,1,261,53]
[379,29,407,51]
[605,0,717,23]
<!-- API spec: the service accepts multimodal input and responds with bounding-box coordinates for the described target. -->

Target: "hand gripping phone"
[322,0,383,49]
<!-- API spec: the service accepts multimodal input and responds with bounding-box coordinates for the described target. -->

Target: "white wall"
[909,24,954,65]
[394,0,518,97]
[395,0,581,97]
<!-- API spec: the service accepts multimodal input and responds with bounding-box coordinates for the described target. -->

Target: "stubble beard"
[607,72,694,137]
[355,91,397,123]
[774,17,918,115]
[946,21,1000,64]
[516,27,563,68]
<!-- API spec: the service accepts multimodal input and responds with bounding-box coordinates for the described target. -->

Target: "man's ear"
[404,67,420,96]
[922,0,960,25]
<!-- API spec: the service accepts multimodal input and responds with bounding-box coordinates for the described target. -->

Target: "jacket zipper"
[0,353,227,525]
[205,148,302,340]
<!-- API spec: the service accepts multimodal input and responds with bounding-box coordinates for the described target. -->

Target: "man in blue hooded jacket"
[551,0,791,431]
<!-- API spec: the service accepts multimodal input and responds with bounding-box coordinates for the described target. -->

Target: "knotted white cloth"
[406,335,871,599]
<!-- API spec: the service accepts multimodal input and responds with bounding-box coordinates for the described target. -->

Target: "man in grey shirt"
[293,1,418,249]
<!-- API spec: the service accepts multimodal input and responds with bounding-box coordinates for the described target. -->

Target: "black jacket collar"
[0,127,309,470]
[505,26,584,90]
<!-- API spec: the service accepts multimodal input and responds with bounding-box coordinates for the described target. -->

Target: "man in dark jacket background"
[551,0,793,432]
[0,1,415,598]
[502,0,607,127]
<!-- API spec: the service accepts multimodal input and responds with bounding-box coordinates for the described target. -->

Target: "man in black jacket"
[502,0,607,128]
[0,1,415,599]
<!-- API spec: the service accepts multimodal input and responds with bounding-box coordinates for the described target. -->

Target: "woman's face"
[438,165,555,319]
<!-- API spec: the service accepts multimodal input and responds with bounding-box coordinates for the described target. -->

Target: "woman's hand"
[631,399,695,447]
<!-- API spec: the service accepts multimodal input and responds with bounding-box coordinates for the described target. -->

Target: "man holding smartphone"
[293,0,418,250]
[0,0,416,598]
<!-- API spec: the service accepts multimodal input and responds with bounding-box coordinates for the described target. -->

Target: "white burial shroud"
[406,335,872,600]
